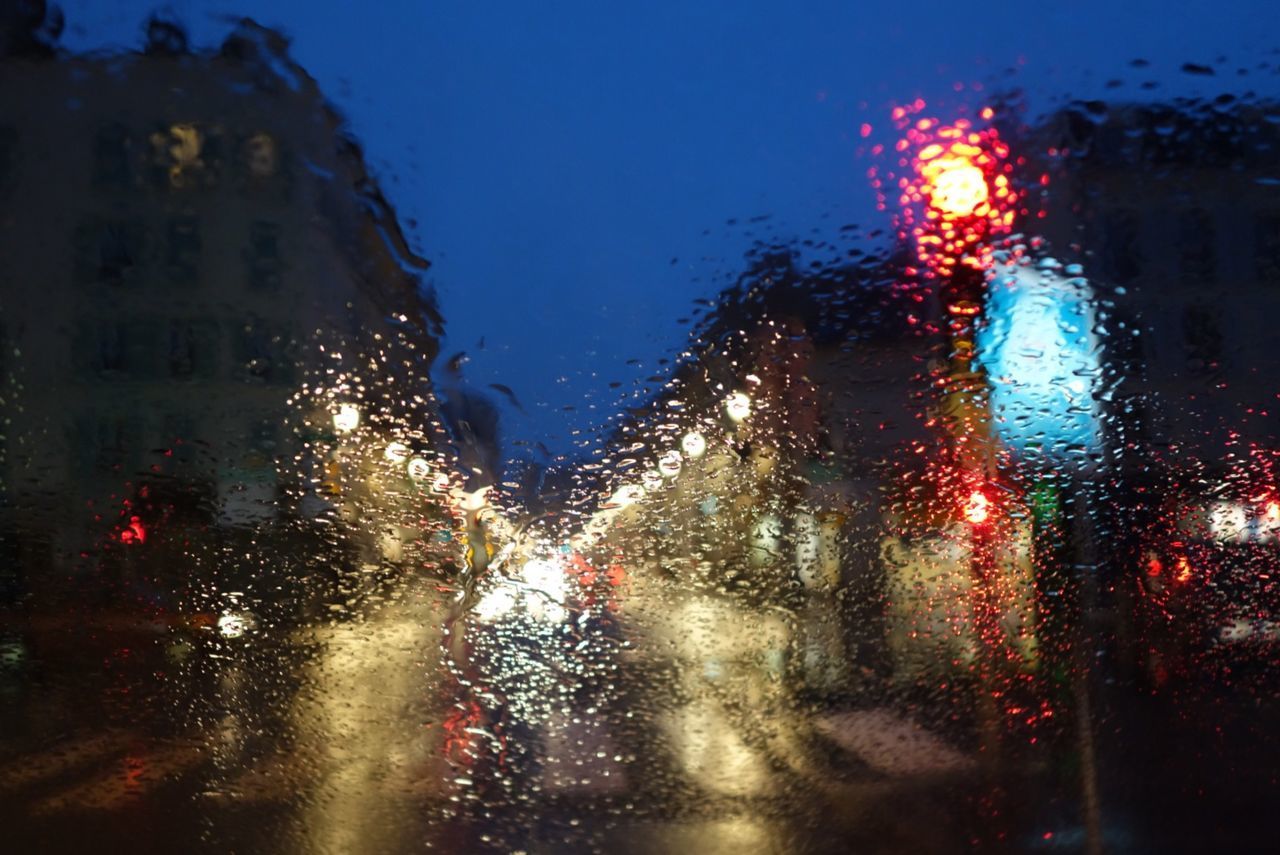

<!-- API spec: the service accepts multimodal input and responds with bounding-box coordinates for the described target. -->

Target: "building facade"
[1018,98,1280,460]
[0,16,444,587]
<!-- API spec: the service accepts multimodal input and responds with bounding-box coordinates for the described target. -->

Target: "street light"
[681,430,707,459]
[406,456,431,482]
[333,403,361,434]
[658,449,683,478]
[725,392,751,423]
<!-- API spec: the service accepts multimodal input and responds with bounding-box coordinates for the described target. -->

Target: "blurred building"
[1018,98,1280,460]
[0,13,444,581]
[588,245,931,690]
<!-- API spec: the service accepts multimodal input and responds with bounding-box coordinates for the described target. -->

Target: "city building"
[1015,97,1280,460]
[0,12,445,590]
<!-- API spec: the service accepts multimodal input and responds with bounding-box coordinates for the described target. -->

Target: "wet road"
[5,576,1280,854]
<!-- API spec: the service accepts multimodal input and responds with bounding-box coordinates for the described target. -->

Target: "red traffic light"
[920,149,989,218]
[962,489,992,525]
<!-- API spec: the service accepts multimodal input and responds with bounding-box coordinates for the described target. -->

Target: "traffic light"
[963,489,992,526]
[920,149,989,218]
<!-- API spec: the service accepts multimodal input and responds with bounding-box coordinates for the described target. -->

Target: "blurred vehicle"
[1134,490,1280,685]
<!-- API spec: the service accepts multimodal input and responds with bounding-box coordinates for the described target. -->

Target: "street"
[6,565,1280,854]
[5,3,1280,852]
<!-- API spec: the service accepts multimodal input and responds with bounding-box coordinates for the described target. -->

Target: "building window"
[244,133,277,178]
[165,215,201,284]
[149,123,214,189]
[237,132,290,200]
[93,123,132,190]
[161,412,200,467]
[75,416,130,474]
[1182,302,1224,376]
[75,320,160,379]
[1177,208,1215,285]
[167,319,218,380]
[1256,213,1280,284]
[1100,210,1142,284]
[235,319,293,385]
[245,220,281,291]
[0,125,16,195]
[96,323,124,375]
[73,217,145,288]
[168,322,195,378]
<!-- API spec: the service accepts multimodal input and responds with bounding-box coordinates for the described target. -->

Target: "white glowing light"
[474,585,518,622]
[430,472,451,493]
[520,558,569,623]
[642,470,664,492]
[406,457,431,481]
[1209,501,1249,543]
[681,431,707,459]
[377,530,404,562]
[749,514,783,566]
[725,392,751,423]
[607,484,644,509]
[454,485,491,512]
[332,403,361,434]
[474,559,571,624]
[658,449,683,478]
[217,612,252,639]
[384,441,410,464]
[1259,501,1280,543]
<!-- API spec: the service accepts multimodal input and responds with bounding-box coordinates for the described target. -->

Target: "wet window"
[1256,212,1280,282]
[244,132,277,178]
[164,214,201,283]
[73,216,146,287]
[1177,207,1216,284]
[6,3,1280,854]
[0,125,16,194]
[92,122,132,190]
[149,122,212,189]
[244,220,281,291]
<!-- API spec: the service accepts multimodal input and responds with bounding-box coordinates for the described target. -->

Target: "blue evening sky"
[57,1,1278,460]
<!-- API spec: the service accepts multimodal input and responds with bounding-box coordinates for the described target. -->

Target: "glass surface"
[3,2,1280,852]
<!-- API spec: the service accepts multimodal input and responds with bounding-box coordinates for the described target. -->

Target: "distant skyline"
[55,1,1280,461]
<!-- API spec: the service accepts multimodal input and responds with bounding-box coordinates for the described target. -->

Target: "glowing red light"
[876,109,1020,278]
[119,515,146,545]
[963,490,991,525]
[1175,555,1193,584]
[921,154,989,217]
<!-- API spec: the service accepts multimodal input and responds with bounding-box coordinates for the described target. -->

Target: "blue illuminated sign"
[975,258,1104,464]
